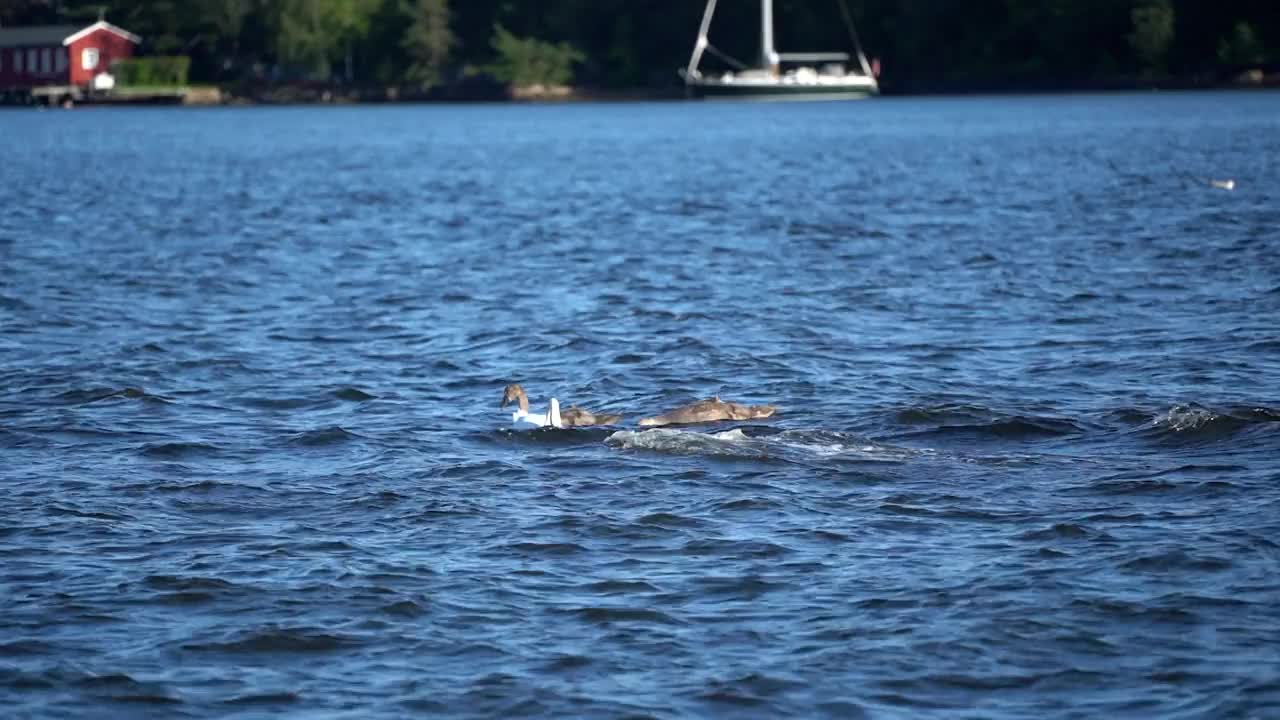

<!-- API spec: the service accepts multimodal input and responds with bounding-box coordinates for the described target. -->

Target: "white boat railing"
[778,53,851,63]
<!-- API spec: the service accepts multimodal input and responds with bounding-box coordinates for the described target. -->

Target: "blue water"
[2,92,1279,718]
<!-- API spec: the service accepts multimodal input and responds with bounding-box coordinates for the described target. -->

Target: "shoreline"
[192,68,1280,106]
[6,72,1277,109]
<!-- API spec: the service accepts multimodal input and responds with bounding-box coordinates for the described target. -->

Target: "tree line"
[3,0,1276,92]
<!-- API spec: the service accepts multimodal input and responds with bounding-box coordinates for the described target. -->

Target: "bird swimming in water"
[560,406,624,427]
[501,383,562,428]
[638,396,777,427]
[500,383,621,428]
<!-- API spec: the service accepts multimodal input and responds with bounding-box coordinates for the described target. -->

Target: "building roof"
[63,21,141,46]
[0,21,140,49]
[0,25,80,48]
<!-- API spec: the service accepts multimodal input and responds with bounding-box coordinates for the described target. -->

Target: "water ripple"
[1,95,1278,719]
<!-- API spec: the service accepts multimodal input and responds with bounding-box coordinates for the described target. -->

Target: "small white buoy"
[1210,179,1235,191]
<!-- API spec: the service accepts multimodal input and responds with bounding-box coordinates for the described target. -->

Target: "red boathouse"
[0,20,140,94]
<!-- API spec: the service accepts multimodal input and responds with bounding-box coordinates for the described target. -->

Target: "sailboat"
[680,0,880,100]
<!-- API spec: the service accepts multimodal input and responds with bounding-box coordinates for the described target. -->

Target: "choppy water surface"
[2,93,1279,718]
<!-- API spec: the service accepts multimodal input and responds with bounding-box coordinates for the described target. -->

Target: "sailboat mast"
[761,0,780,72]
[686,0,720,78]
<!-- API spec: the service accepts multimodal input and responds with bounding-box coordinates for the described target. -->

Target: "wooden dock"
[2,84,192,106]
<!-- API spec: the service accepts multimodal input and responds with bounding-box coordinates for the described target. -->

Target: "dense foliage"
[113,55,190,87]
[3,0,1277,91]
[485,24,584,87]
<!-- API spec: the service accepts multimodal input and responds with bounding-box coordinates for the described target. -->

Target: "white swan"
[501,383,562,429]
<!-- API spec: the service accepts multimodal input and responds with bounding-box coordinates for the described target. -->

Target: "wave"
[143,574,236,591]
[235,396,320,410]
[127,574,246,606]
[286,426,361,446]
[333,387,376,401]
[0,294,34,311]
[151,591,217,605]
[183,627,362,654]
[699,672,806,711]
[1136,404,1280,445]
[223,692,300,706]
[0,667,179,702]
[0,428,48,449]
[139,441,222,459]
[579,579,662,595]
[47,504,133,521]
[0,639,56,656]
[67,672,183,704]
[500,541,588,556]
[888,404,1086,440]
[565,606,682,625]
[605,427,919,463]
[380,600,427,617]
[1120,549,1233,573]
[887,401,1278,449]
[1017,523,1098,541]
[57,387,173,405]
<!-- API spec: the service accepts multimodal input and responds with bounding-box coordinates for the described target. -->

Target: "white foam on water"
[605,427,921,463]
[605,428,762,458]
[1153,405,1219,432]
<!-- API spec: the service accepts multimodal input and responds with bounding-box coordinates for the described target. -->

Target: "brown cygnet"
[560,406,623,427]
[637,396,777,427]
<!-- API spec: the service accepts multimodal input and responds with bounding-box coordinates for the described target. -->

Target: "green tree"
[1,0,58,25]
[278,0,334,76]
[333,0,380,80]
[486,24,583,87]
[201,0,250,66]
[115,56,190,86]
[1218,21,1265,65]
[277,0,378,80]
[401,0,454,85]
[1129,0,1175,72]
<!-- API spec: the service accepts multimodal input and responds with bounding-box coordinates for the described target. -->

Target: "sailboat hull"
[687,82,878,101]
[686,78,879,101]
